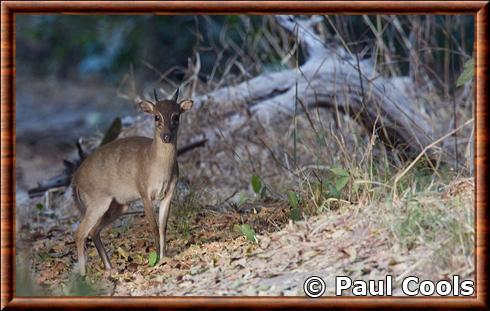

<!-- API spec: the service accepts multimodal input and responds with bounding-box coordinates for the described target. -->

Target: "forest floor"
[15,78,475,297]
[17,177,474,296]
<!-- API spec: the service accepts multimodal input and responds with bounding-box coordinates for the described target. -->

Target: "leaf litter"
[21,178,474,296]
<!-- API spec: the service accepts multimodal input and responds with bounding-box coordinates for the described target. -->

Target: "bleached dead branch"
[183,15,436,159]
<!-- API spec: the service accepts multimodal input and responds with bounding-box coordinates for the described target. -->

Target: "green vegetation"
[234,224,258,243]
[251,174,267,198]
[148,251,158,267]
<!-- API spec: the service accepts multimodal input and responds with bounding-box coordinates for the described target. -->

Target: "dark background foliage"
[17,15,473,86]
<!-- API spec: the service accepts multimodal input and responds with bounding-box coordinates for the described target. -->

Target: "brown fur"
[72,94,193,276]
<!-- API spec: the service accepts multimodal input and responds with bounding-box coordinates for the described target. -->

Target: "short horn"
[153,89,159,102]
[172,88,180,102]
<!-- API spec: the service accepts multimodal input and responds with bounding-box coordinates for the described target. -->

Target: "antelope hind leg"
[75,196,112,276]
[90,199,128,270]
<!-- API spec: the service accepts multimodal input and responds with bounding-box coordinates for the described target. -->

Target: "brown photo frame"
[1,1,488,309]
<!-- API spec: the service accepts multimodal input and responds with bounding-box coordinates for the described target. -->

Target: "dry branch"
[190,15,435,160]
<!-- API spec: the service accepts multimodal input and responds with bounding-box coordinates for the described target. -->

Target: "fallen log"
[191,15,436,160]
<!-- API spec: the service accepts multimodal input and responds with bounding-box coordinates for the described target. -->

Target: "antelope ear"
[138,100,155,114]
[179,99,193,113]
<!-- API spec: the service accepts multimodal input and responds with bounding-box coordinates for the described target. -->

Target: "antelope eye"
[172,114,180,124]
[154,115,161,122]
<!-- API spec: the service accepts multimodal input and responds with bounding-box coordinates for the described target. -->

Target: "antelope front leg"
[141,196,160,256]
[158,176,178,261]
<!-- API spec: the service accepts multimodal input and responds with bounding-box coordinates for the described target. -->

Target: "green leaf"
[335,175,349,191]
[289,207,302,222]
[456,58,474,87]
[148,251,158,267]
[251,175,262,194]
[36,203,44,210]
[330,167,349,177]
[287,191,299,209]
[237,224,257,243]
[237,192,248,207]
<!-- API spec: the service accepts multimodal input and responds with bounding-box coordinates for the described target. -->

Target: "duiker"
[72,89,193,275]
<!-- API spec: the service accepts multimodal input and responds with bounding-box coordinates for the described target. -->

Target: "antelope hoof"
[103,262,113,271]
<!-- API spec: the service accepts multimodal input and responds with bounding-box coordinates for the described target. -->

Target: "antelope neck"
[150,133,177,163]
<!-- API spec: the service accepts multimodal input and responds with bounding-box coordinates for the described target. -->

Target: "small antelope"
[72,89,193,276]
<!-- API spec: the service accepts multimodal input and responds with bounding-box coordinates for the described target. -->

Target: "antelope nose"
[162,133,171,143]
